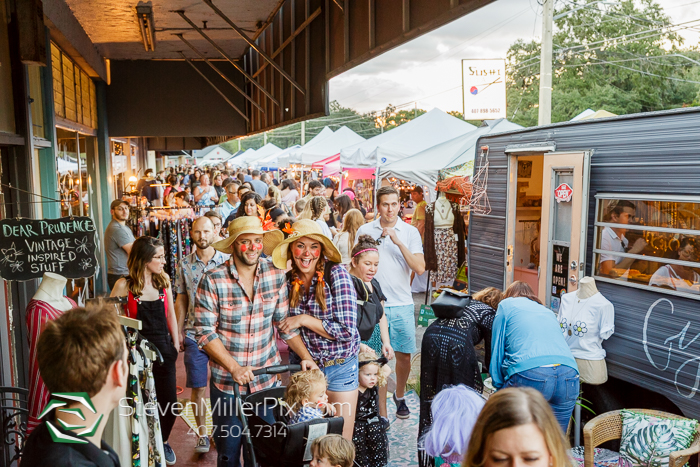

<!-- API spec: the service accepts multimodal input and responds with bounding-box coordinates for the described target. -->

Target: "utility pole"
[301,121,306,145]
[263,131,268,145]
[538,0,554,125]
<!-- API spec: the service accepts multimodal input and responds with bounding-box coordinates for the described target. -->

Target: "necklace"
[436,200,450,220]
[567,294,594,336]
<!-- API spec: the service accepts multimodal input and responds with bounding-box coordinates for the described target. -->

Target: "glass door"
[538,152,590,311]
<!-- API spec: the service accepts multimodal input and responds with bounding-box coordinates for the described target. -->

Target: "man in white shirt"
[356,186,425,419]
[598,200,647,277]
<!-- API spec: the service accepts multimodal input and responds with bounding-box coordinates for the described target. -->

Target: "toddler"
[353,349,390,467]
[420,384,485,466]
[310,434,355,467]
[285,369,335,424]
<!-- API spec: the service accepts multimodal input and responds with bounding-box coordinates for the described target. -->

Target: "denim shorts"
[322,355,359,392]
[385,305,417,354]
[183,336,209,388]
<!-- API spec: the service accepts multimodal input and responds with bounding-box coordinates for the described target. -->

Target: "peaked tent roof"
[243,143,282,165]
[378,118,523,192]
[278,126,335,168]
[227,147,257,167]
[256,145,301,169]
[193,144,233,160]
[340,108,476,169]
[290,126,365,166]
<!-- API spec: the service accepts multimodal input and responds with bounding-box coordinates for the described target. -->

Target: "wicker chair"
[583,409,700,467]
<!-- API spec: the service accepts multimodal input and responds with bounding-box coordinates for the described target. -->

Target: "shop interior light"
[135,3,156,52]
[128,176,138,183]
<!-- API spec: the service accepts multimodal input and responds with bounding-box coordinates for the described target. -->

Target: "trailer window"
[593,196,700,297]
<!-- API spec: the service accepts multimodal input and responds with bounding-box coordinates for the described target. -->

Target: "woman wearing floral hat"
[272,219,360,440]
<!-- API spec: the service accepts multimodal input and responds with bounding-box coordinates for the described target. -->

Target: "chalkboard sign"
[550,244,569,312]
[0,217,98,281]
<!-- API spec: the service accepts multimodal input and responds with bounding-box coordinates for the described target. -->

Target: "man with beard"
[194,216,318,467]
[104,199,135,290]
[174,216,228,455]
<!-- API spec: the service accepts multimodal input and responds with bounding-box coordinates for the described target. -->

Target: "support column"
[95,80,113,293]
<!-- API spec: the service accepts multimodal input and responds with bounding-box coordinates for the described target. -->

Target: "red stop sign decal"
[554,183,573,203]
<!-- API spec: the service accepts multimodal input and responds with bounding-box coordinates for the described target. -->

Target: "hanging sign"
[554,183,573,203]
[0,217,98,281]
[550,245,569,312]
[462,58,506,120]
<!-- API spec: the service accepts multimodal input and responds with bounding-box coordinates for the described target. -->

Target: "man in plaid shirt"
[194,216,317,466]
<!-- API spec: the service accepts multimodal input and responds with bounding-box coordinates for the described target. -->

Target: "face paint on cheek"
[253,243,263,251]
[312,249,321,258]
[293,247,304,257]
[239,244,248,252]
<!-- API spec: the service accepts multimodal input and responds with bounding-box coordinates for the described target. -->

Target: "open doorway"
[513,156,544,295]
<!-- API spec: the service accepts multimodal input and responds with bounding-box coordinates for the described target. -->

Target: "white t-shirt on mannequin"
[557,291,615,360]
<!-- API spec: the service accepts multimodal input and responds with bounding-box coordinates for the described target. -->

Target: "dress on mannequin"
[558,277,614,384]
[424,193,465,285]
[26,273,77,434]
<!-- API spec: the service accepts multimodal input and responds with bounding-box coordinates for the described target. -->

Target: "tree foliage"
[507,0,700,127]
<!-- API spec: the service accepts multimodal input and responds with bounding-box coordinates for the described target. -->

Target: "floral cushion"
[569,446,620,467]
[619,410,697,467]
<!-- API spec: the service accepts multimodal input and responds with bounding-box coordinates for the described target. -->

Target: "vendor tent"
[378,118,522,192]
[340,108,476,169]
[278,126,334,168]
[227,148,256,167]
[256,145,301,170]
[230,143,281,167]
[290,126,365,166]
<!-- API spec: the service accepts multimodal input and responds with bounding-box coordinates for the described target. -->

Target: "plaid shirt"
[174,249,229,340]
[194,257,298,394]
[288,264,360,364]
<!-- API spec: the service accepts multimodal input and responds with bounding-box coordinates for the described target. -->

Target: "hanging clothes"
[424,200,466,284]
[25,297,77,435]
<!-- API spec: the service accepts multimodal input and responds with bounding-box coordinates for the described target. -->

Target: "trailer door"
[538,151,591,311]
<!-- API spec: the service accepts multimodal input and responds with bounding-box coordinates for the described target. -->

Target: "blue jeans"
[210,382,276,467]
[504,365,580,433]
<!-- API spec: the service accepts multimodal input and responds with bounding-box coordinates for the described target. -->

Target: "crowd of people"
[26,163,582,467]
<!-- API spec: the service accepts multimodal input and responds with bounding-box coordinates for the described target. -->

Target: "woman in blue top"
[490,281,579,433]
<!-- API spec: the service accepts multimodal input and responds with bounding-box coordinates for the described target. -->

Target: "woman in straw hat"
[272,219,361,440]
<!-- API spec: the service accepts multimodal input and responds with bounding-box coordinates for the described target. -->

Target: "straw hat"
[269,219,342,269]
[212,216,278,255]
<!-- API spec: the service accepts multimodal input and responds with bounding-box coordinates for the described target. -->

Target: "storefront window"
[27,65,46,139]
[594,195,700,298]
[51,42,97,129]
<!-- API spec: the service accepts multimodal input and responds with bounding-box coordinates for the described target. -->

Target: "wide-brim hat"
[269,219,342,269]
[212,216,278,255]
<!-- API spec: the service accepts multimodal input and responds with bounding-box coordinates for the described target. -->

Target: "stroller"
[234,364,344,467]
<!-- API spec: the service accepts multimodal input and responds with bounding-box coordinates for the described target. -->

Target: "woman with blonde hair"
[299,196,333,239]
[463,387,571,467]
[490,281,578,433]
[333,209,365,265]
[111,236,179,463]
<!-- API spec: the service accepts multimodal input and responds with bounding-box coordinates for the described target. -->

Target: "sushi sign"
[462,59,506,120]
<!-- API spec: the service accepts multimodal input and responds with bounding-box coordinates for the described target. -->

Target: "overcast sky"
[329,0,700,115]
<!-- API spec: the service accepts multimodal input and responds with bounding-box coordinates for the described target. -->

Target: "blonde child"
[285,369,335,424]
[353,349,391,467]
[310,434,355,467]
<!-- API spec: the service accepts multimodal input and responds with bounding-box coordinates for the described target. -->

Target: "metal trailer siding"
[468,107,700,419]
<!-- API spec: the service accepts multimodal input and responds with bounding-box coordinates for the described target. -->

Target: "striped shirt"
[194,257,298,394]
[26,297,76,434]
[288,264,360,364]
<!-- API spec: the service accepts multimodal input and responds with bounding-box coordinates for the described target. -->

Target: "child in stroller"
[235,364,344,467]
[285,369,337,424]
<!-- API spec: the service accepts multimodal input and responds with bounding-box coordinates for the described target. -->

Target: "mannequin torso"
[434,194,454,228]
[32,273,73,311]
[576,277,599,300]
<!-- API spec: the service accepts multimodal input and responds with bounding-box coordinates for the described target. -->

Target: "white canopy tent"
[242,143,282,166]
[277,126,334,168]
[340,108,476,169]
[226,148,257,167]
[378,118,523,193]
[256,145,301,170]
[288,126,365,166]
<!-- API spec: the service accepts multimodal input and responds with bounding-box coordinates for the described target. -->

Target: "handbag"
[356,280,382,341]
[431,289,472,319]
